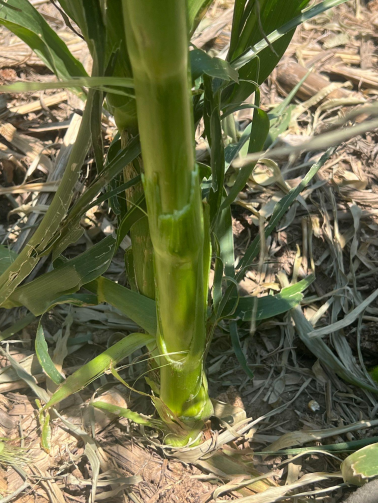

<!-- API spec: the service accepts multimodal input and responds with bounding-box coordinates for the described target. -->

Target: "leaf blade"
[35,323,65,385]
[44,332,154,409]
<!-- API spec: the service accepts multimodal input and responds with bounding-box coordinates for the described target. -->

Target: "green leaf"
[341,443,378,486]
[217,149,335,326]
[204,76,226,226]
[0,245,17,276]
[235,0,349,70]
[265,106,293,149]
[86,277,157,336]
[49,136,141,259]
[230,321,254,379]
[44,332,154,410]
[239,149,336,271]
[35,323,64,385]
[190,49,239,82]
[93,175,141,216]
[290,298,378,393]
[370,366,378,383]
[82,0,106,74]
[221,101,270,210]
[0,0,87,80]
[7,236,115,315]
[225,0,310,106]
[0,76,134,95]
[224,122,252,171]
[82,0,106,172]
[261,437,378,456]
[187,0,212,34]
[56,1,87,38]
[104,0,137,131]
[0,312,36,343]
[264,70,312,148]
[92,401,159,427]
[0,89,94,306]
[243,293,304,321]
[212,237,224,314]
[228,0,247,59]
[213,205,235,279]
[310,287,378,338]
[0,346,50,404]
[224,275,314,321]
[116,196,147,248]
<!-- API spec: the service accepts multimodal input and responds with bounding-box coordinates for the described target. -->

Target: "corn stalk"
[122,0,213,443]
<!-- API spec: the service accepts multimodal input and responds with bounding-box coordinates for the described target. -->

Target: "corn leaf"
[230,321,254,379]
[290,302,378,393]
[6,236,115,315]
[370,366,378,383]
[226,275,315,322]
[261,437,378,456]
[48,293,98,309]
[0,77,134,96]
[226,0,310,105]
[239,149,336,272]
[213,205,235,281]
[0,89,95,306]
[54,0,79,26]
[0,245,17,275]
[224,122,252,171]
[82,0,106,173]
[221,97,269,210]
[82,0,106,74]
[341,443,378,486]
[204,75,228,230]
[309,287,378,338]
[234,0,350,70]
[86,277,157,336]
[217,148,335,323]
[35,323,65,385]
[44,332,154,409]
[0,312,36,343]
[190,49,239,82]
[0,346,50,404]
[209,110,225,225]
[212,237,224,314]
[49,136,141,259]
[92,401,159,427]
[188,0,212,33]
[0,0,87,80]
[116,196,147,248]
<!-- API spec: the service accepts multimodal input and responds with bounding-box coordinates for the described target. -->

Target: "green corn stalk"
[122,0,213,443]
